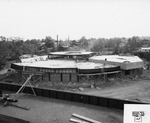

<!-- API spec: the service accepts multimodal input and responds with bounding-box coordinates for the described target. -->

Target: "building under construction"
[89,55,144,76]
[10,52,144,83]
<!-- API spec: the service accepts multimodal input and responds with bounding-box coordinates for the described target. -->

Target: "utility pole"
[68,36,70,42]
[56,35,59,51]
[57,35,59,46]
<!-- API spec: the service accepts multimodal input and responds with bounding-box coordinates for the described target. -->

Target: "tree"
[42,36,55,52]
[78,36,89,49]
[0,41,11,69]
[123,36,141,54]
[91,38,105,52]
[70,40,79,47]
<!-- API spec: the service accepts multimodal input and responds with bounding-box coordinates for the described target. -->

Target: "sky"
[0,0,150,40]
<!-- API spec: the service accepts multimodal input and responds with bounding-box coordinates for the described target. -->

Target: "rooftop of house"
[141,47,150,50]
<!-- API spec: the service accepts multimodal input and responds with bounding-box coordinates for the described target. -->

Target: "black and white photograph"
[0,0,150,123]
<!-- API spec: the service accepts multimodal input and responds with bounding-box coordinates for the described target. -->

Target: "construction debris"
[0,94,30,110]
[96,87,101,90]
[72,89,78,92]
[90,84,94,89]
[79,87,84,91]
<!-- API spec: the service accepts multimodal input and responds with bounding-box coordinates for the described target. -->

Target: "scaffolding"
[13,70,46,97]
[78,70,121,83]
[22,71,46,84]
[15,74,36,96]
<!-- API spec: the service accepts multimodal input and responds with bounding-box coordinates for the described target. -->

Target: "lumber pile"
[70,113,101,123]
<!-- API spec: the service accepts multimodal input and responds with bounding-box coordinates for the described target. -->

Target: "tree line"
[0,36,56,69]
[0,35,150,69]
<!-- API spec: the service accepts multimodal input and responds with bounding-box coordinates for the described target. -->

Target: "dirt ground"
[0,93,123,123]
[76,70,150,103]
[78,79,150,102]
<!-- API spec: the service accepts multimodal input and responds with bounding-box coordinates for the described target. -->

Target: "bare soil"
[35,70,150,103]
[77,70,150,103]
[0,93,123,123]
[78,80,150,102]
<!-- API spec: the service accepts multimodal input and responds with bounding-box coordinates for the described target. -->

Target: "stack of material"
[70,113,101,123]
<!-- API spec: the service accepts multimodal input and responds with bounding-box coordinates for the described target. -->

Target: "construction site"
[1,51,144,88]
[0,51,148,123]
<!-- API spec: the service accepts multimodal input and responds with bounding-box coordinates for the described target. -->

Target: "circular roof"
[49,51,94,56]
[13,60,117,69]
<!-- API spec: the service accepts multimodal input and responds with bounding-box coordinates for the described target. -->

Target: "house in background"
[140,47,150,52]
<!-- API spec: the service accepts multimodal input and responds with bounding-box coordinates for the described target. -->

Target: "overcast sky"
[0,0,150,40]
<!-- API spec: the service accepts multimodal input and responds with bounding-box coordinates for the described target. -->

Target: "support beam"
[16,74,33,95]
[72,113,101,123]
[70,118,89,123]
[14,74,36,97]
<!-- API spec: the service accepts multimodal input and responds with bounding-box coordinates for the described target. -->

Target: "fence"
[0,81,148,110]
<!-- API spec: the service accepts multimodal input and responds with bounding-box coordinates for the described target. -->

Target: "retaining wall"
[0,82,148,110]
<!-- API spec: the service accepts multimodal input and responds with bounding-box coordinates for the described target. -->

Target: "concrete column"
[50,73,61,83]
[62,73,70,83]
[71,73,78,82]
[43,73,49,82]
